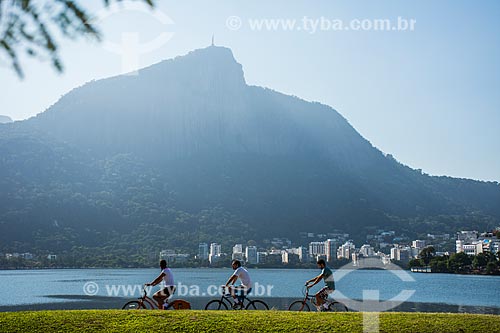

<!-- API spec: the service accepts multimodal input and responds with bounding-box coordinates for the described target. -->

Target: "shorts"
[154,285,176,298]
[234,286,252,297]
[315,286,334,300]
[231,286,252,303]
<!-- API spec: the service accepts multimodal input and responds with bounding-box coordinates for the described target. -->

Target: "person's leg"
[153,289,167,309]
[227,285,236,298]
[315,287,327,308]
[315,294,324,306]
[322,289,334,309]
[162,286,176,309]
[235,286,245,304]
[227,286,240,308]
[153,287,175,309]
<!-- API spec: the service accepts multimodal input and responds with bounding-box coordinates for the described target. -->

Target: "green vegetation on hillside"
[1,128,498,268]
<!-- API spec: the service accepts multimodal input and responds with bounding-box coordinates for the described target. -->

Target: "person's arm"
[146,272,165,286]
[305,273,323,288]
[225,274,238,286]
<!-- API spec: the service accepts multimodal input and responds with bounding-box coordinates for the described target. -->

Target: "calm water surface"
[1,268,499,307]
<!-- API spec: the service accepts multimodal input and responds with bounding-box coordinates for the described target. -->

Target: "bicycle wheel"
[204,300,228,310]
[142,298,156,310]
[168,299,191,310]
[328,301,348,312]
[122,301,146,310]
[288,300,310,311]
[245,300,269,310]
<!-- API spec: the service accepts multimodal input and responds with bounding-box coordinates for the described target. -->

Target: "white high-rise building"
[456,230,482,255]
[412,240,426,249]
[390,247,398,260]
[233,244,243,253]
[390,246,411,262]
[198,243,209,260]
[245,246,258,264]
[462,242,483,256]
[297,246,308,262]
[209,243,221,264]
[324,239,338,262]
[337,241,355,259]
[210,243,221,256]
[232,244,244,261]
[257,252,267,264]
[282,251,299,264]
[309,242,325,259]
[359,244,374,257]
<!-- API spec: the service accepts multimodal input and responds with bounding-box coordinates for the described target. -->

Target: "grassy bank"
[0,310,498,332]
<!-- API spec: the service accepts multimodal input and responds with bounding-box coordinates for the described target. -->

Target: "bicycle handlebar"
[142,284,149,298]
[302,285,313,297]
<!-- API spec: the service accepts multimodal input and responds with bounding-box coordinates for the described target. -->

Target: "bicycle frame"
[137,285,179,309]
[137,286,160,309]
[301,288,317,308]
[220,286,260,307]
[123,284,192,310]
[205,286,269,311]
[293,286,337,310]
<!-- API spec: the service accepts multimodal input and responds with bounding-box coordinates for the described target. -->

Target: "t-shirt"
[321,267,335,290]
[232,266,252,288]
[162,268,174,286]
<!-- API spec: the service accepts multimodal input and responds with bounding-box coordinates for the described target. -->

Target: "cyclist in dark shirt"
[305,259,335,311]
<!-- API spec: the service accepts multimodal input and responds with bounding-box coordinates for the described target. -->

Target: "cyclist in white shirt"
[146,259,176,309]
[225,260,252,308]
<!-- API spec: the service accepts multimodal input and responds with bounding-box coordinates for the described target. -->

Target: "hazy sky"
[1,0,499,181]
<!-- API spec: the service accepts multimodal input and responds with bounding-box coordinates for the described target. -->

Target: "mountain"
[1,46,499,261]
[0,115,12,124]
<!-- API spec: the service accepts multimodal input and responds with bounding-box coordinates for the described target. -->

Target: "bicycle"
[204,286,269,310]
[288,286,348,312]
[122,284,191,310]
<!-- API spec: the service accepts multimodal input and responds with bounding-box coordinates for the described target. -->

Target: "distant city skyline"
[1,0,499,181]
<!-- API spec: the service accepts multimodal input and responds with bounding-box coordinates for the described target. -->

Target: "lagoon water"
[1,268,499,308]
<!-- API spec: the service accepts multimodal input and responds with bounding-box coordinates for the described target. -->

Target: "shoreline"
[1,296,499,314]
[1,266,499,276]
